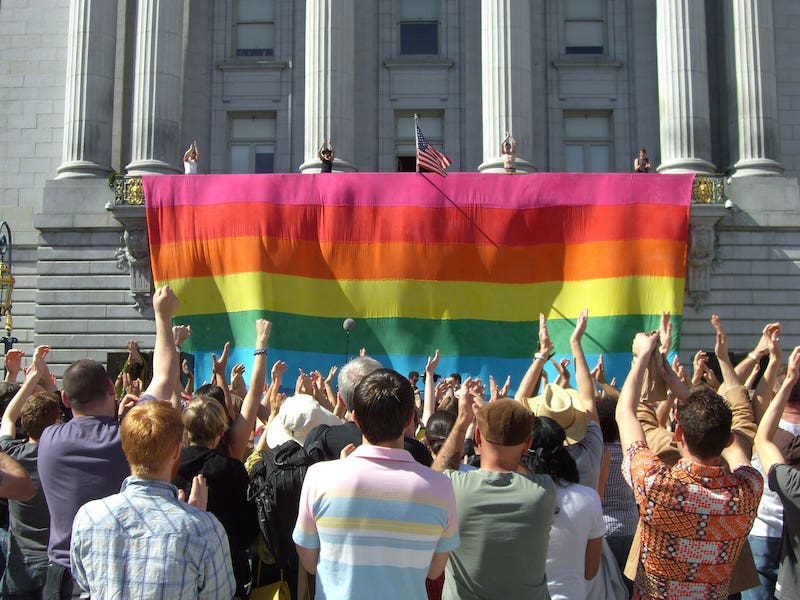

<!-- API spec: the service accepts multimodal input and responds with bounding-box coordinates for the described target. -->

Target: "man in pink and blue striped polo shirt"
[293,368,459,600]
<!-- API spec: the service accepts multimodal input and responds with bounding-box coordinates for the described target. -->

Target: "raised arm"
[422,349,440,425]
[433,379,478,472]
[142,286,180,406]
[515,314,553,403]
[229,320,271,461]
[1,346,51,438]
[753,325,783,422]
[711,315,742,392]
[3,349,24,383]
[570,308,597,423]
[735,322,779,380]
[756,346,800,475]
[616,332,660,452]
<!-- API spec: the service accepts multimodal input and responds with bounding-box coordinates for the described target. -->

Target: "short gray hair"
[338,356,383,411]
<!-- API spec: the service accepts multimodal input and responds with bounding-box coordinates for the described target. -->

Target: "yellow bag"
[250,565,290,600]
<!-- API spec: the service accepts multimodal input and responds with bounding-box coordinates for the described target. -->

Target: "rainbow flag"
[144,173,693,388]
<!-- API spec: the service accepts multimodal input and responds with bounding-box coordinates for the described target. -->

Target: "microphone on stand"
[343,318,355,362]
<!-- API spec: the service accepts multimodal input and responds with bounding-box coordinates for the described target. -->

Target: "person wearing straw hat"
[518,310,604,489]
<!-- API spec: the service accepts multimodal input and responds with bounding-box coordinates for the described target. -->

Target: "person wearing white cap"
[266,394,342,449]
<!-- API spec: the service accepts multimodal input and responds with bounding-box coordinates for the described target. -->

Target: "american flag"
[416,125,452,176]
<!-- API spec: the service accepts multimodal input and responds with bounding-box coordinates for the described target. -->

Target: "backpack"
[247,433,329,570]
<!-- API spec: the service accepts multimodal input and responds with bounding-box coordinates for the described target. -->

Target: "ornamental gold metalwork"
[113,176,145,205]
[691,175,724,204]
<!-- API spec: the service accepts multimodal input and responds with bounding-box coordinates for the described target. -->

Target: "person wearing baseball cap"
[432,383,555,600]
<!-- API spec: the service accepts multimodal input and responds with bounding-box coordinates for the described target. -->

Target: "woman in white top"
[527,416,605,600]
[183,140,198,174]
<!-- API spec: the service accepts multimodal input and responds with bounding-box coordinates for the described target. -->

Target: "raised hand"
[117,393,138,421]
[767,324,782,362]
[632,331,660,359]
[325,365,338,385]
[181,359,193,378]
[538,313,554,356]
[498,375,511,398]
[295,369,313,396]
[271,360,287,382]
[754,322,782,357]
[153,286,180,318]
[591,354,606,384]
[3,349,24,381]
[255,319,272,346]
[425,349,441,374]
[230,363,246,397]
[359,347,367,357]
[570,308,588,344]
[711,314,730,363]
[172,325,191,348]
[211,342,231,382]
[659,311,673,355]
[787,346,800,384]
[692,350,708,386]
[127,341,142,365]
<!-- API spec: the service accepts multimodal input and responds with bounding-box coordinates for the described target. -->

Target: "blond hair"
[183,396,228,447]
[120,401,183,477]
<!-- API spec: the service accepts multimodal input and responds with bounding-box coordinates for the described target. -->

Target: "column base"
[125,159,181,176]
[299,158,358,173]
[657,158,716,174]
[477,157,537,173]
[730,158,785,178]
[56,160,112,179]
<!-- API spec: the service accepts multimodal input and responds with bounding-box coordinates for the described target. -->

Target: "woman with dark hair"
[527,417,605,600]
[425,410,475,471]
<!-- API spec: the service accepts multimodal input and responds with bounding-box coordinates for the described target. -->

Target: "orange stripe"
[151,237,686,284]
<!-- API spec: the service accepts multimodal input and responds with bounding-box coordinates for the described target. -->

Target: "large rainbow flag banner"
[144,173,693,387]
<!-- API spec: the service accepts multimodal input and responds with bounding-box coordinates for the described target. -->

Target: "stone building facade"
[1,0,800,374]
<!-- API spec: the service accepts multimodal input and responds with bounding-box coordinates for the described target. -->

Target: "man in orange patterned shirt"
[616,325,763,599]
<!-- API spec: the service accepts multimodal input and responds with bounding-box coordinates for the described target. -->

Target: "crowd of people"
[0,285,798,599]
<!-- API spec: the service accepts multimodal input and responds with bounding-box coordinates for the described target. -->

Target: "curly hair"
[677,387,732,459]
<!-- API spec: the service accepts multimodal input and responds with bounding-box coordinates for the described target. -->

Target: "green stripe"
[177,310,681,358]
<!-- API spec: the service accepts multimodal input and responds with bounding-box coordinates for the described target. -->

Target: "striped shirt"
[293,444,459,600]
[70,477,235,600]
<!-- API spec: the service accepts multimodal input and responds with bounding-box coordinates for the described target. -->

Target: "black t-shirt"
[769,463,800,600]
[320,158,333,173]
[0,436,49,554]
[304,421,433,467]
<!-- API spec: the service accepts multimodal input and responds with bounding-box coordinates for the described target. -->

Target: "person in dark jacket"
[174,397,257,598]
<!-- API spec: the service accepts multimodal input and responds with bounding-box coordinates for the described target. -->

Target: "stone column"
[730,0,783,177]
[656,0,715,174]
[125,0,184,175]
[478,0,535,173]
[56,0,118,179]
[299,0,357,173]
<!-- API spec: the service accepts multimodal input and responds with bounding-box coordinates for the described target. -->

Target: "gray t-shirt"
[442,468,556,600]
[567,420,603,489]
[0,436,49,555]
[38,416,129,568]
[769,464,800,600]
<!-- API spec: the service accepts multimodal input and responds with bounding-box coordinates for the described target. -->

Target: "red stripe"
[147,202,689,247]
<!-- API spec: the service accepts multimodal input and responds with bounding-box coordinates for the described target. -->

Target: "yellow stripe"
[159,272,685,322]
[316,517,443,536]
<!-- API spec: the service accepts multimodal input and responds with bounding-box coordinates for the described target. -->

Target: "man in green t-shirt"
[433,387,555,600]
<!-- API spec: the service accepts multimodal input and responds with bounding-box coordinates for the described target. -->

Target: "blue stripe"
[314,497,449,525]
[190,348,649,395]
[317,533,442,551]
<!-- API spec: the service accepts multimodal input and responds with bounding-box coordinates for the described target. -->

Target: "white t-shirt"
[546,481,606,600]
[184,159,197,174]
[751,418,800,538]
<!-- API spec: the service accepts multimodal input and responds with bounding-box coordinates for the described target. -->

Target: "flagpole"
[414,113,420,173]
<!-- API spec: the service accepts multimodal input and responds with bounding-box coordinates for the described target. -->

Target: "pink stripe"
[143,172,694,210]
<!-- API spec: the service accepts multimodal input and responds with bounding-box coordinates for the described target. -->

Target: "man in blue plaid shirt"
[70,401,235,600]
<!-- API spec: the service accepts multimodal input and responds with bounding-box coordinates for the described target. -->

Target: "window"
[395,112,443,171]
[229,115,275,173]
[399,0,439,55]
[235,0,275,57]
[564,111,612,172]
[564,0,604,55]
